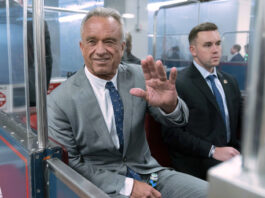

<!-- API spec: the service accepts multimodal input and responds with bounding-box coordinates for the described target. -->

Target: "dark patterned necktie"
[105,81,141,181]
[105,81,124,153]
[207,75,230,142]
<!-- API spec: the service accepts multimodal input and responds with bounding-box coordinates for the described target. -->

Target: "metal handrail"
[28,5,89,14]
[47,158,109,198]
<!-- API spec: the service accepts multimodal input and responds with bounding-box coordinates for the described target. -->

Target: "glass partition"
[0,0,104,143]
[46,11,86,77]
[148,0,252,90]
[0,0,26,120]
[221,31,249,62]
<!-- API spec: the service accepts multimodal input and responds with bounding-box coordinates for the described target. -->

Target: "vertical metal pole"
[33,0,48,149]
[6,0,13,112]
[135,0,140,31]
[23,0,32,134]
[242,0,265,174]
[153,10,158,60]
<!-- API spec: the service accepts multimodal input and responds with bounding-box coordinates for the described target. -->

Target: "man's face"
[230,47,236,55]
[190,30,221,73]
[80,16,125,80]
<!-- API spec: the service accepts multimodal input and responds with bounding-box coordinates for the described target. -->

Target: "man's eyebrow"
[85,36,96,41]
[103,37,117,41]
[203,41,212,45]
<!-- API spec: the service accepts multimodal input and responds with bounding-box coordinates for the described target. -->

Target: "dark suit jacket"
[230,53,244,62]
[162,64,242,180]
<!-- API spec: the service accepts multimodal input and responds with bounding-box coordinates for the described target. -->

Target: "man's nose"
[212,44,220,52]
[95,42,107,55]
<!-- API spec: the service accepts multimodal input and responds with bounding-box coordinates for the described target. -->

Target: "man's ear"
[189,45,197,57]
[79,41,84,55]
[121,41,126,56]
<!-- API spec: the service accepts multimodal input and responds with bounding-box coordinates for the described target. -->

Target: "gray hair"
[80,7,125,42]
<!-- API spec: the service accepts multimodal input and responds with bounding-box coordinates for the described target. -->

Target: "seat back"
[145,113,172,167]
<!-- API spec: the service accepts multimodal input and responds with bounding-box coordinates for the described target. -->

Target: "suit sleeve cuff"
[119,177,134,196]
[158,97,188,123]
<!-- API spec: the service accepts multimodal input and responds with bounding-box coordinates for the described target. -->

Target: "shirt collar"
[193,60,217,79]
[84,66,118,89]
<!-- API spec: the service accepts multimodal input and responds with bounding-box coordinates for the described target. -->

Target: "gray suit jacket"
[48,63,188,195]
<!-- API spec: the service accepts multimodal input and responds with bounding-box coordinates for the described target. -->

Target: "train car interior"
[0,0,265,197]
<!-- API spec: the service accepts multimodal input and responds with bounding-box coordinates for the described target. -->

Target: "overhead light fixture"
[65,1,103,10]
[122,13,135,19]
[147,0,190,11]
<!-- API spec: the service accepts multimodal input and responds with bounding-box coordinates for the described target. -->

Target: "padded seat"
[145,113,172,167]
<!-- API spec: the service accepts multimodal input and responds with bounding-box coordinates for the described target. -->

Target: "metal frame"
[32,0,48,149]
[47,158,109,198]
[152,0,198,59]
[241,0,265,174]
[27,5,89,14]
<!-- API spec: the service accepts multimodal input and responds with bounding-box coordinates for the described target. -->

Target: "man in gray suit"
[48,7,207,198]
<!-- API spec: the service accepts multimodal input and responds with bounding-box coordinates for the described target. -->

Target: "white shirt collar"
[84,66,118,89]
[193,60,217,79]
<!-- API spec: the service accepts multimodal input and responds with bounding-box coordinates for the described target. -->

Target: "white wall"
[236,0,251,53]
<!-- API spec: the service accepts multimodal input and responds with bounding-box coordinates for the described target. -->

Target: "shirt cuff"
[208,145,216,158]
[119,177,134,196]
[159,97,182,121]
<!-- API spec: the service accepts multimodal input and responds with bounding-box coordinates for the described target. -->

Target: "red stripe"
[0,135,29,198]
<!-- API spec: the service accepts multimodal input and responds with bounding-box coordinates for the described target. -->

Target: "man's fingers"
[151,188,162,198]
[169,67,177,84]
[232,148,240,156]
[130,88,146,99]
[145,55,158,79]
[156,60,167,81]
[141,59,152,80]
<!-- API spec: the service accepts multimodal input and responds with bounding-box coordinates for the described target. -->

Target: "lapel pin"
[223,79,228,84]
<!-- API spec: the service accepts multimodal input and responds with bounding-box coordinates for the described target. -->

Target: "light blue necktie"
[105,81,124,153]
[207,75,230,142]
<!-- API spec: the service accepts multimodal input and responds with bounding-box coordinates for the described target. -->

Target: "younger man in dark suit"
[162,22,242,180]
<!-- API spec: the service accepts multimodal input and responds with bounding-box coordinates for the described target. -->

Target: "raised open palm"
[130,55,178,113]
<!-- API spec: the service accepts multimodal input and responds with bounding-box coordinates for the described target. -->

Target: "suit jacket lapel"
[190,65,221,113]
[74,69,115,150]
[117,64,134,155]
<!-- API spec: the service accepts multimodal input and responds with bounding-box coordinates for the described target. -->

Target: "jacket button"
[123,157,127,162]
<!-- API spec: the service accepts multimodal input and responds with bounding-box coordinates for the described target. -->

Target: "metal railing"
[47,158,109,198]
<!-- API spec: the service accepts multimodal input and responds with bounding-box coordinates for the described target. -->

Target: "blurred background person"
[230,44,244,62]
[121,32,141,64]
[167,46,180,60]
